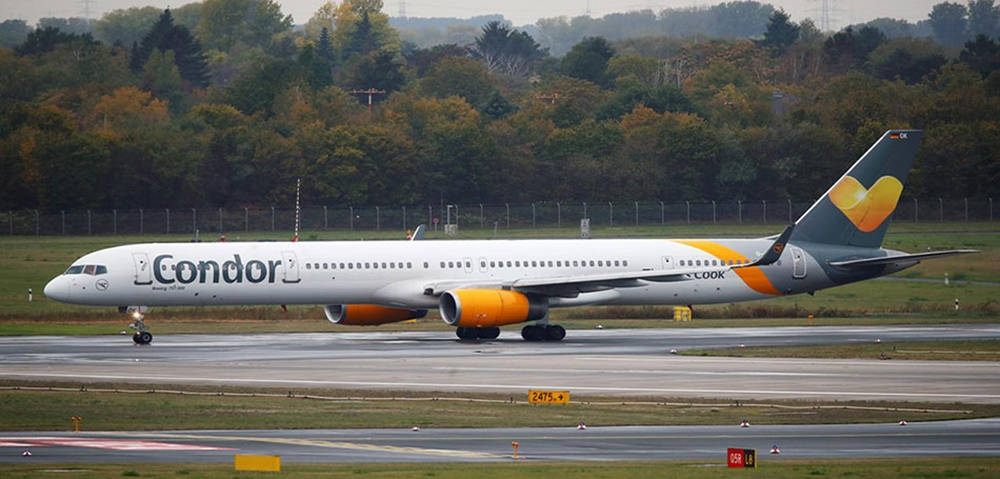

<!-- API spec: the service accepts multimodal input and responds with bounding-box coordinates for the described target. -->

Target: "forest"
[0,0,998,212]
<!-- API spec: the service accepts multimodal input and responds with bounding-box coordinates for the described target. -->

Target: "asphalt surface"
[1,324,999,403]
[3,419,1000,463]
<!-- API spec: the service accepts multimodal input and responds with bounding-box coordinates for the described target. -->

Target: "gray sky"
[4,0,942,30]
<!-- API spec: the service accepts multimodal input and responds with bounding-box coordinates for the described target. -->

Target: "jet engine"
[324,304,427,326]
[439,289,547,328]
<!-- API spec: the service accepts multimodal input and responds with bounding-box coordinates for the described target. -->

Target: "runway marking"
[4,372,1000,400]
[105,432,504,459]
[431,366,847,377]
[0,437,233,451]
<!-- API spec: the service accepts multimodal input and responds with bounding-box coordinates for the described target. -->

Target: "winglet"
[740,225,794,268]
[409,224,426,241]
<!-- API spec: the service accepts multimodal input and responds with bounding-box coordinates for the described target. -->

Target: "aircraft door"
[281,251,301,283]
[478,256,489,273]
[791,247,806,279]
[133,253,152,285]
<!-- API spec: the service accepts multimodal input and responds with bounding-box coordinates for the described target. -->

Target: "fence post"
[479,204,484,228]
[8,210,11,235]
[660,201,664,224]
[556,202,561,228]
[324,206,329,229]
[61,210,65,235]
[634,201,639,226]
[428,205,433,230]
[271,206,276,231]
[938,198,943,222]
[402,206,406,230]
[166,208,170,234]
[737,200,742,224]
[583,201,587,220]
[35,209,39,236]
[712,201,716,224]
[454,204,459,228]
[376,206,381,231]
[609,201,614,226]
[113,209,117,235]
[139,208,143,234]
[686,201,690,224]
[532,203,536,228]
[218,207,223,233]
[505,203,510,228]
[192,208,197,234]
[788,198,792,223]
[349,206,354,231]
[87,210,92,235]
[762,200,766,224]
[990,198,993,222]
[964,198,968,222]
[913,198,918,222]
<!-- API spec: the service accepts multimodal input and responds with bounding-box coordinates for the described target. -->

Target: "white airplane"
[44,130,974,344]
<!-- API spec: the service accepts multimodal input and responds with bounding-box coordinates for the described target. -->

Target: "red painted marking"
[0,441,33,447]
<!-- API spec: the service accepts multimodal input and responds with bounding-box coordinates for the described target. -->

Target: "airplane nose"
[44,276,69,302]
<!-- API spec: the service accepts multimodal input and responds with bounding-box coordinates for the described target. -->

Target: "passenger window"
[531,261,537,267]
[696,260,701,266]
[306,263,312,270]
[423,262,429,268]
[556,261,562,267]
[572,261,578,267]
[406,262,412,268]
[623,260,628,266]
[465,261,471,268]
[356,263,361,269]
[440,261,445,268]
[589,260,595,267]
[96,265,108,275]
[506,261,512,267]
[448,261,454,268]
[373,263,379,269]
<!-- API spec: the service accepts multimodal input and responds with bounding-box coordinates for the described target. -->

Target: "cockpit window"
[64,264,107,275]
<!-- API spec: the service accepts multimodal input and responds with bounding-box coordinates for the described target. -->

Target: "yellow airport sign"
[529,389,570,404]
[234,454,281,472]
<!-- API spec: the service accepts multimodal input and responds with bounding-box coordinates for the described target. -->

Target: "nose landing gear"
[123,306,153,345]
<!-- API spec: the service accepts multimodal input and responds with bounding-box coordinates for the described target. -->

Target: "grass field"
[681,339,1000,361]
[1,222,996,333]
[0,381,991,431]
[3,458,999,479]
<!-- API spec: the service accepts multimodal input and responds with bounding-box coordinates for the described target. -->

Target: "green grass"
[0,382,992,431]
[682,339,1000,361]
[2,458,999,478]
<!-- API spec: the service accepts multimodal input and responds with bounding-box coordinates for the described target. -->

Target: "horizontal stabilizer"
[829,249,979,268]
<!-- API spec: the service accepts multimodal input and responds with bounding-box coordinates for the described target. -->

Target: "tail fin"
[792,130,922,248]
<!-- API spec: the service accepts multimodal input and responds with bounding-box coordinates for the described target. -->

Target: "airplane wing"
[423,225,795,298]
[828,249,978,268]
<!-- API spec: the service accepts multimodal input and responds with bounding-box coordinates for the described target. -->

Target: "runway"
[3,419,999,463]
[2,324,999,403]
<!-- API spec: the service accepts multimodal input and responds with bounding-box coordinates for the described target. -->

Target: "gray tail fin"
[791,130,922,249]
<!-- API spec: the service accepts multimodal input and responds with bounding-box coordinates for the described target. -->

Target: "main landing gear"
[456,327,501,340]
[122,306,153,345]
[521,324,565,342]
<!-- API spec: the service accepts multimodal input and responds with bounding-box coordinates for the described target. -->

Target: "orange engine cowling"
[324,304,427,326]
[439,289,548,328]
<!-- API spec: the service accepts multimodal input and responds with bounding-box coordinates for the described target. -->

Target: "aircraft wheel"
[456,327,476,340]
[545,325,566,341]
[132,332,142,344]
[138,332,153,345]
[521,325,542,342]
[480,327,500,340]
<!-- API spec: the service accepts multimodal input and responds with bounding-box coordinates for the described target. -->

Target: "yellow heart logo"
[828,175,903,232]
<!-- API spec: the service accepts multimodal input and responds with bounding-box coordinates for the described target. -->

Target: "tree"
[141,49,184,106]
[823,26,886,70]
[93,7,161,46]
[195,0,293,51]
[481,90,518,119]
[960,34,1000,76]
[471,21,546,77]
[133,10,209,88]
[317,27,335,62]
[967,0,1000,38]
[342,50,405,93]
[561,37,616,86]
[760,9,800,53]
[929,2,970,47]
[344,10,378,59]
[0,20,31,48]
[420,56,495,107]
[38,17,93,35]
[870,38,947,83]
[15,27,96,57]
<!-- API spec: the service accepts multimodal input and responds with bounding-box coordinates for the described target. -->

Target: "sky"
[3,0,943,30]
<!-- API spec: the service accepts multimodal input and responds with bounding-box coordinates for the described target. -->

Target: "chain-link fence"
[3,198,996,236]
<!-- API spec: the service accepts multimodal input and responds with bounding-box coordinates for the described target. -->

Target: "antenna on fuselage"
[292,178,301,242]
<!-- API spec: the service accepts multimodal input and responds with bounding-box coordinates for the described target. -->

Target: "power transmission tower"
[809,0,843,32]
[81,0,95,19]
[398,0,407,18]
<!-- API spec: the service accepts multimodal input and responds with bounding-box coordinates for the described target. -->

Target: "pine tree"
[132,9,210,88]
[317,27,335,63]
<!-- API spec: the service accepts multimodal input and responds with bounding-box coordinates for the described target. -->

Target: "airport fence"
[2,198,996,236]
